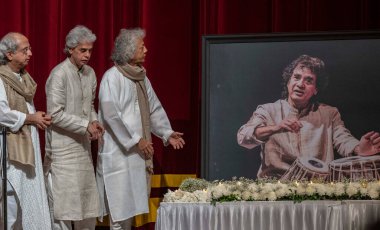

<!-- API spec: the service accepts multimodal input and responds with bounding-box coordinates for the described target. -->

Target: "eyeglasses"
[16,46,32,55]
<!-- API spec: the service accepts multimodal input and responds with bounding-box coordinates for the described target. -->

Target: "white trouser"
[52,218,96,230]
[104,189,132,230]
[5,181,22,230]
[47,173,96,230]
[110,218,132,230]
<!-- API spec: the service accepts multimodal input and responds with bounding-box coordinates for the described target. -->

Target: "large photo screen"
[201,32,380,181]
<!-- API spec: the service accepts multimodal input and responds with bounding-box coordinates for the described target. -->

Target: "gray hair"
[0,33,21,65]
[64,25,96,55]
[111,28,145,65]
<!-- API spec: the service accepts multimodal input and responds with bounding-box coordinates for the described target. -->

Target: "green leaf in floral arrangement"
[179,178,211,193]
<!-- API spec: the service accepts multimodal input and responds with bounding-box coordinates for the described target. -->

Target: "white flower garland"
[163,178,380,203]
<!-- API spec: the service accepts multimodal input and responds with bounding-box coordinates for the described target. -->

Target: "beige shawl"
[116,63,154,192]
[0,65,36,167]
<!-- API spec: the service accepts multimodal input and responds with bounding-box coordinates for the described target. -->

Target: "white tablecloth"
[155,200,380,230]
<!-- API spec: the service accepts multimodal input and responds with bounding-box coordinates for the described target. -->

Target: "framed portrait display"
[201,31,380,180]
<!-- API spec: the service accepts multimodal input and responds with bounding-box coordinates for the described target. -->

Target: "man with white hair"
[96,28,185,229]
[45,25,104,230]
[0,32,52,229]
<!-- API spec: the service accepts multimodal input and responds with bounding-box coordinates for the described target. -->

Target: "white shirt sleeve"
[99,73,141,151]
[145,77,173,144]
[0,78,26,132]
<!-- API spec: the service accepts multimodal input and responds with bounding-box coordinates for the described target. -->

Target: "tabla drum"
[281,156,329,181]
[329,155,380,182]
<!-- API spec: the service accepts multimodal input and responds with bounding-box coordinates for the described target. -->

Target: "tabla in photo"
[281,156,330,181]
[329,155,380,182]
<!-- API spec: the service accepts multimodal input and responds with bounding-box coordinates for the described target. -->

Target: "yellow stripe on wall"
[151,174,197,188]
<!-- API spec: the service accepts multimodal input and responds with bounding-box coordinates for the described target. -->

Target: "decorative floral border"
[163,177,380,204]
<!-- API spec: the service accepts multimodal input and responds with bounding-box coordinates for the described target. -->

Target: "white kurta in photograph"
[0,78,52,229]
[97,66,174,222]
[237,99,359,178]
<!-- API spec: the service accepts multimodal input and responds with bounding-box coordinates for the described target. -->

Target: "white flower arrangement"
[162,177,380,204]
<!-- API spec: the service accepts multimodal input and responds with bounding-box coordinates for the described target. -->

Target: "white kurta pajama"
[44,58,100,220]
[97,66,174,222]
[0,78,51,229]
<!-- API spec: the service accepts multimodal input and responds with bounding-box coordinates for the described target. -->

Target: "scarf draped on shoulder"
[0,64,36,167]
[115,63,154,176]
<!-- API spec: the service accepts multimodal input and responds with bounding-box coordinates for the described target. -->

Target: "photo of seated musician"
[237,54,380,179]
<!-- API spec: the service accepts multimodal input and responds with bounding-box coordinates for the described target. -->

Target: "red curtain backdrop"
[1,0,380,229]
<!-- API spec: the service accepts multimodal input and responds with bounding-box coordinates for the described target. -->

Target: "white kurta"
[97,66,174,222]
[45,58,100,220]
[0,78,52,229]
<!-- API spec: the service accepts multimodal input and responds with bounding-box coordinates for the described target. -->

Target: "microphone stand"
[1,125,7,230]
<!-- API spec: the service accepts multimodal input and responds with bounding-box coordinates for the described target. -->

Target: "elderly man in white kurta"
[237,55,380,179]
[97,28,185,230]
[45,25,104,230]
[0,32,52,229]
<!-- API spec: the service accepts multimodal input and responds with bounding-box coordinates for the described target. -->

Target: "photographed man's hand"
[277,118,303,133]
[356,131,380,156]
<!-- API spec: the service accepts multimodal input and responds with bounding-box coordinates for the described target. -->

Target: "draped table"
[155,200,380,230]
